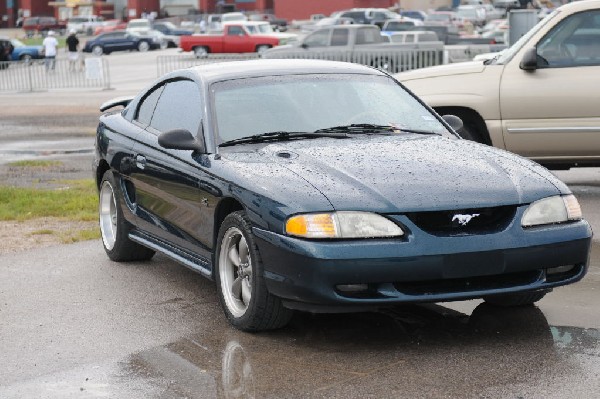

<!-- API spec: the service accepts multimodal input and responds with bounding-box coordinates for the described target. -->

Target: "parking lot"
[1,41,599,398]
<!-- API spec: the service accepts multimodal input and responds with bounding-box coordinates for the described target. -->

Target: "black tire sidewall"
[215,211,269,330]
[99,170,154,262]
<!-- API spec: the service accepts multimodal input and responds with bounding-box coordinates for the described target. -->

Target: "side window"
[304,30,330,47]
[150,80,203,136]
[330,29,349,46]
[227,26,244,36]
[405,34,415,43]
[538,10,600,68]
[356,28,381,45]
[135,85,164,126]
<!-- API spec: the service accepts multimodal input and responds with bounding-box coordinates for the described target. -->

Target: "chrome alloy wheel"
[99,180,117,250]
[219,227,253,318]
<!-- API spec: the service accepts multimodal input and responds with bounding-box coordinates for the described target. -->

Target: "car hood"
[233,135,566,213]
[396,61,486,82]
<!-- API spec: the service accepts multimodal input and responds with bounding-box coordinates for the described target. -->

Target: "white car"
[126,18,152,33]
[67,15,104,35]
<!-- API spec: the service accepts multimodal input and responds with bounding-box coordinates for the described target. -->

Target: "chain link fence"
[0,57,111,92]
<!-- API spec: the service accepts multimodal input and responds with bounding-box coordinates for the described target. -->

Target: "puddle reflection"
[123,302,599,398]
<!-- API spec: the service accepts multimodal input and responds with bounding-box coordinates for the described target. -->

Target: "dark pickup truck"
[22,16,67,38]
[262,24,444,73]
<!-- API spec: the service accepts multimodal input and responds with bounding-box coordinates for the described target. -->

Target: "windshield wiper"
[396,128,440,135]
[315,124,440,136]
[219,131,347,147]
[314,124,397,134]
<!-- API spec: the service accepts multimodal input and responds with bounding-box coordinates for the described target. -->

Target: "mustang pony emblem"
[452,213,480,226]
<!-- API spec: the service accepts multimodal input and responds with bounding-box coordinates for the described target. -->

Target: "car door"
[223,25,250,52]
[500,9,600,160]
[101,32,126,52]
[131,79,216,261]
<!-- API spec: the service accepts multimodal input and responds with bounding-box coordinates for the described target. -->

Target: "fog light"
[337,284,368,293]
[547,265,574,275]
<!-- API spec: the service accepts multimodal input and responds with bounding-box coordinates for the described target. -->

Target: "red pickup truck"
[22,16,67,38]
[179,24,281,58]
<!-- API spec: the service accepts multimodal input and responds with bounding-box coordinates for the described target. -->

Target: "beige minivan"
[397,0,600,169]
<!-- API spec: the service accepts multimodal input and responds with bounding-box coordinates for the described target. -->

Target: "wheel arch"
[95,160,110,191]
[434,106,493,146]
[212,197,245,272]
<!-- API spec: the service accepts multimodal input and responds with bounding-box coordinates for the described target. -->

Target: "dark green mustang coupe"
[94,60,592,331]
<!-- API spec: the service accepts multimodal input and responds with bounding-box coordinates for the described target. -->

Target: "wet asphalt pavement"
[1,50,599,398]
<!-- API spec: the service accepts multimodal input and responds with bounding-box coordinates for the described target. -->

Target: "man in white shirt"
[42,30,59,71]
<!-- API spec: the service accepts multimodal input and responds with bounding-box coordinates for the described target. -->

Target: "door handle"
[135,155,146,170]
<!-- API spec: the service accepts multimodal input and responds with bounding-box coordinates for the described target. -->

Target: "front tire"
[137,41,150,52]
[215,211,293,331]
[256,45,271,55]
[483,291,548,307]
[99,171,155,262]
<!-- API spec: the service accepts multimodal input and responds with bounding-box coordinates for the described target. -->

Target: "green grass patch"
[29,229,55,235]
[8,160,63,168]
[0,179,97,222]
[59,227,101,243]
[22,37,67,48]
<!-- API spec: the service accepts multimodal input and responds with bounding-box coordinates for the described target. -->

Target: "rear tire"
[99,171,155,262]
[215,211,293,331]
[194,46,208,58]
[483,291,548,307]
[92,45,103,56]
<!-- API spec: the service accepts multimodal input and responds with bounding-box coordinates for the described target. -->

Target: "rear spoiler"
[99,96,134,112]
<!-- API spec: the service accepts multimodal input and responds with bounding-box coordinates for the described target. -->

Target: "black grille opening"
[393,271,541,296]
[406,205,516,235]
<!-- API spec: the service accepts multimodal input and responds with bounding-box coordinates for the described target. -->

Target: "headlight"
[285,211,404,239]
[521,195,582,227]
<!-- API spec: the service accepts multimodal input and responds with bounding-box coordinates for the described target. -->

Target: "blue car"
[82,30,162,55]
[94,60,592,331]
[0,37,43,61]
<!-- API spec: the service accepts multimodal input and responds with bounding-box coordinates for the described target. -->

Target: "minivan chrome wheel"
[219,227,252,318]
[99,180,117,250]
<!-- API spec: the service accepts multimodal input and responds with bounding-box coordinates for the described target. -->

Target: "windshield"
[128,21,150,28]
[494,9,560,65]
[211,74,450,144]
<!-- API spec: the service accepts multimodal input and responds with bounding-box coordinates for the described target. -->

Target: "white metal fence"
[156,48,443,77]
[157,53,260,76]
[0,57,111,92]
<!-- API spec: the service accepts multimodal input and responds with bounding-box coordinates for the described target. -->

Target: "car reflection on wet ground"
[121,305,600,399]
[3,293,599,398]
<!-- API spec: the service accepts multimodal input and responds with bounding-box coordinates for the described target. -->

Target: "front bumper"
[253,213,592,312]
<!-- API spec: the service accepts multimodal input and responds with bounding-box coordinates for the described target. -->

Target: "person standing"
[66,29,80,71]
[42,31,59,71]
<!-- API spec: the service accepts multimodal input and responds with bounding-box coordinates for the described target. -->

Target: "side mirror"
[519,47,538,71]
[442,114,464,133]
[300,43,308,49]
[158,129,205,152]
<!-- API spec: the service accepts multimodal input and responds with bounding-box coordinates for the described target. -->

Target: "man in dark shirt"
[66,29,80,71]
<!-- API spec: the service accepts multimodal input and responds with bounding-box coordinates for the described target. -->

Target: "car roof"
[179,59,385,84]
